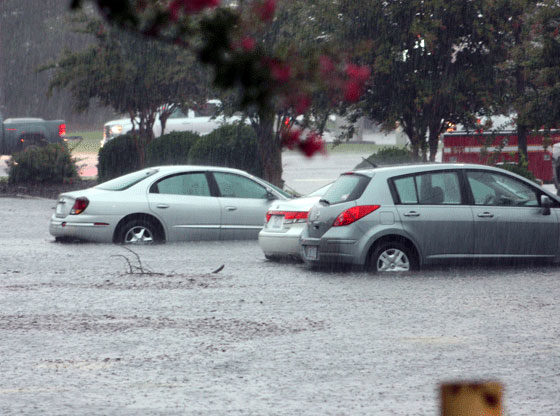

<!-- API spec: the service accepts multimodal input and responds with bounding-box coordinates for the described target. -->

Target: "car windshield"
[320,173,371,204]
[96,169,159,191]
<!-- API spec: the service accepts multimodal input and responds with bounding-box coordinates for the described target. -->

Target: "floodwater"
[0,197,559,414]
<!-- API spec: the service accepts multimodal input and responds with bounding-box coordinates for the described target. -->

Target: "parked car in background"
[101,100,241,147]
[259,183,331,260]
[0,111,66,154]
[301,164,560,272]
[50,165,290,244]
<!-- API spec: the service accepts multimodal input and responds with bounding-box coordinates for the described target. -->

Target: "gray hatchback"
[300,164,560,272]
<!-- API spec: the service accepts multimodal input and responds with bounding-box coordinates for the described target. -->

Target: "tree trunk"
[428,120,442,162]
[354,117,365,142]
[513,19,528,162]
[254,113,283,187]
[403,121,426,162]
[517,124,528,163]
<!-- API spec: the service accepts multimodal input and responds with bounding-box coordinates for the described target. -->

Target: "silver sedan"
[259,184,331,259]
[49,166,290,243]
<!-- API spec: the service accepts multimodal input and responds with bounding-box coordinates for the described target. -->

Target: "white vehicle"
[50,165,291,244]
[258,184,331,260]
[101,100,242,147]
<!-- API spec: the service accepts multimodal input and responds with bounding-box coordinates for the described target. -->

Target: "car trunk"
[306,200,357,238]
[306,172,372,238]
[54,194,77,218]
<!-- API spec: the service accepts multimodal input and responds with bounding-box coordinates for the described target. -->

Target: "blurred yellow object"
[440,381,503,416]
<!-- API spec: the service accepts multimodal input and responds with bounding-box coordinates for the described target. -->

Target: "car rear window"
[320,173,371,204]
[96,169,159,191]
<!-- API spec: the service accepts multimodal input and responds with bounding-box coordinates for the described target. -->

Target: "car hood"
[104,118,133,127]
[267,196,321,212]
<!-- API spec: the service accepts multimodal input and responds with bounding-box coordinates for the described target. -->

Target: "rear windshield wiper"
[319,198,330,205]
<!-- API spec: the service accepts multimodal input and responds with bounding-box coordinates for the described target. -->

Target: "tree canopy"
[335,0,506,161]
[45,14,209,164]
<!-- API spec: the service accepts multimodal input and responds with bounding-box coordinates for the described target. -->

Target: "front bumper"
[49,215,116,243]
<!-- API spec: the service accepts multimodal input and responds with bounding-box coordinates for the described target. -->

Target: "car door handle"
[156,204,170,209]
[403,211,420,217]
[477,212,494,218]
[225,206,238,211]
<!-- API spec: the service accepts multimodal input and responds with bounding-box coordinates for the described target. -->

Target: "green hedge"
[145,131,201,167]
[497,163,537,182]
[97,134,142,182]
[8,143,78,184]
[188,124,262,176]
[355,146,413,169]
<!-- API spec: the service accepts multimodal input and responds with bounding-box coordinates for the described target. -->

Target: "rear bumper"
[258,226,304,257]
[300,236,359,265]
[49,215,116,243]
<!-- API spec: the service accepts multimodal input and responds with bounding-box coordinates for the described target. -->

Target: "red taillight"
[58,123,66,137]
[70,197,89,215]
[265,210,309,223]
[332,205,380,227]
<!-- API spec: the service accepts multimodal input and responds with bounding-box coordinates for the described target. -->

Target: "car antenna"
[361,157,378,168]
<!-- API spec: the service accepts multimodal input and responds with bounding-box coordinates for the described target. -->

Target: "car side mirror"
[541,195,552,216]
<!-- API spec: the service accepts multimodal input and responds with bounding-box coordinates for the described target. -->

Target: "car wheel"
[370,241,417,273]
[117,219,160,244]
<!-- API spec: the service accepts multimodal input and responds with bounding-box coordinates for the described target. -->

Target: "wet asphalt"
[0,197,559,415]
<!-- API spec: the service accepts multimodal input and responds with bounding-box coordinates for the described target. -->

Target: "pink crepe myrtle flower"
[241,36,256,51]
[344,80,363,102]
[267,59,291,83]
[256,0,276,22]
[298,131,325,157]
[281,128,302,150]
[346,64,370,83]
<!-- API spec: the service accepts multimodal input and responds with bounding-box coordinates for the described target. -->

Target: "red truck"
[442,129,560,184]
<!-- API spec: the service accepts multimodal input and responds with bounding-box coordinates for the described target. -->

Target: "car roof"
[149,165,250,175]
[352,163,519,176]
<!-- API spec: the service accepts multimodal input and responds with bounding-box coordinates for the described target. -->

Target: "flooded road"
[1,197,559,414]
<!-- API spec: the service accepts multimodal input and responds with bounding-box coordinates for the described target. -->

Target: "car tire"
[117,218,162,244]
[370,241,417,273]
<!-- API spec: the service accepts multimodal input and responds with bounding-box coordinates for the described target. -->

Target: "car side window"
[150,173,211,196]
[416,172,461,204]
[466,171,539,206]
[393,171,461,205]
[213,172,268,199]
[394,176,418,204]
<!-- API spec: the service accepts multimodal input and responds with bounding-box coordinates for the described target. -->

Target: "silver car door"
[147,172,221,241]
[466,170,558,256]
[393,171,474,259]
[212,171,273,240]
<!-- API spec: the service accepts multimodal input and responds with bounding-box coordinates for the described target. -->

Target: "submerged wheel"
[116,219,161,244]
[370,241,417,273]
